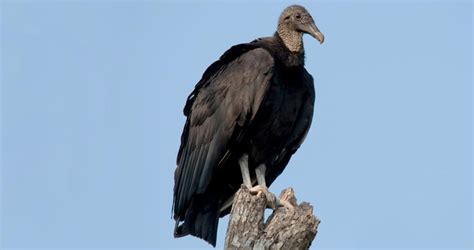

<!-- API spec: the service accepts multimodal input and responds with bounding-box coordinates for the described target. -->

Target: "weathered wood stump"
[224,185,320,249]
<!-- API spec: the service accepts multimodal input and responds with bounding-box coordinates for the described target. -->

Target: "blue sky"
[1,0,472,249]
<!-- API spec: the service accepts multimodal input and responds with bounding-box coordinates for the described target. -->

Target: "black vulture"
[172,5,324,246]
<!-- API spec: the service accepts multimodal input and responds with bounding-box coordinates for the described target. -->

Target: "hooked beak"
[302,22,324,44]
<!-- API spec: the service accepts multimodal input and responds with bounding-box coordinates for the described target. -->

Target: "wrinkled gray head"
[277,5,324,52]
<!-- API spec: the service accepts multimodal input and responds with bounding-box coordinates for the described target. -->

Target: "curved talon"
[249,185,280,210]
[249,185,265,194]
[249,185,275,208]
[242,164,293,211]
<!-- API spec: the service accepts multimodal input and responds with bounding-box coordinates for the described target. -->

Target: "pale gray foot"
[249,164,295,212]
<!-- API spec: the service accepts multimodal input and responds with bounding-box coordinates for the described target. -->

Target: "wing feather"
[173,47,274,219]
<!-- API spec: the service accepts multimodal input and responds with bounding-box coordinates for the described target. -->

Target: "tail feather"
[174,194,219,247]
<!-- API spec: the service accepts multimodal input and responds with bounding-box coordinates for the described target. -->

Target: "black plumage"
[172,5,324,246]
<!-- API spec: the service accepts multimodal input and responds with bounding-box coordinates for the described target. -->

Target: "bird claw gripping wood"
[250,185,295,212]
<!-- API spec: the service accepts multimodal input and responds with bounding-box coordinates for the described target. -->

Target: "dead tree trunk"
[224,185,320,249]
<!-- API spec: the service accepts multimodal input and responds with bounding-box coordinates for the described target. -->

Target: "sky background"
[1,0,472,249]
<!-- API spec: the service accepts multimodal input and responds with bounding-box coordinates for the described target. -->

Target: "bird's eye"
[295,14,301,19]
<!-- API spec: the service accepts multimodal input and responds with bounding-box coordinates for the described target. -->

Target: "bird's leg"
[249,164,294,212]
[238,154,252,189]
[249,164,276,208]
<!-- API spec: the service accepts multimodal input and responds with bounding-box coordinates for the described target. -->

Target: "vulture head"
[277,5,324,52]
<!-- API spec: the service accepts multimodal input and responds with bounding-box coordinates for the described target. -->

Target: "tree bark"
[224,185,320,249]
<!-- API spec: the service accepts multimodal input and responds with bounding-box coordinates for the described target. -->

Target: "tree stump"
[224,185,320,249]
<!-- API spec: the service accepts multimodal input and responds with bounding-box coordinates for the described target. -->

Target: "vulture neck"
[272,32,305,68]
[277,26,304,53]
